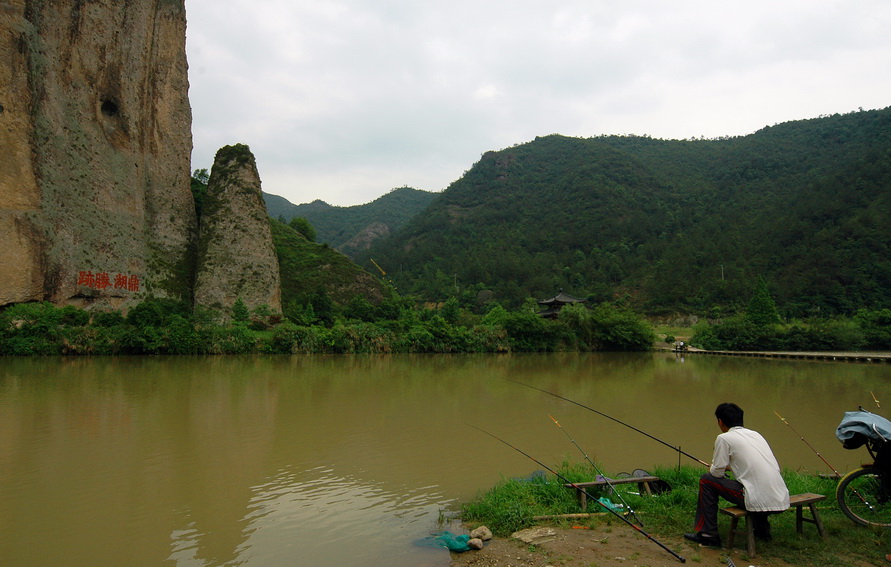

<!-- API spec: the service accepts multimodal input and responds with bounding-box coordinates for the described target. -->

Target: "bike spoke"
[837,467,891,527]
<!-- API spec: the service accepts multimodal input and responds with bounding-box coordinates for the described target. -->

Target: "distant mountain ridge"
[361,107,891,316]
[264,187,437,256]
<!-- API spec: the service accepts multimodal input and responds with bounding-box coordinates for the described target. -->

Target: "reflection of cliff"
[1,1,196,310]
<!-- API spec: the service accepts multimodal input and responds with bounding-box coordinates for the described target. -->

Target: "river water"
[0,352,888,566]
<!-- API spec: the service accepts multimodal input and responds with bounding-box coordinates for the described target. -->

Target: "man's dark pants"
[694,472,771,538]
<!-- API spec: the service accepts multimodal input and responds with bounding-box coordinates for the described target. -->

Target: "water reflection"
[229,466,452,566]
[0,353,888,566]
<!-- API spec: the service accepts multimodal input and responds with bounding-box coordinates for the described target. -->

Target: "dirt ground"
[447,523,860,567]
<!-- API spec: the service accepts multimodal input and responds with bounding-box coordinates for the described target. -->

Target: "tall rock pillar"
[194,144,282,321]
[0,0,42,306]
[0,0,196,310]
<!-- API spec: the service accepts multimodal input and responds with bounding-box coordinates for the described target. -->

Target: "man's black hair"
[715,402,744,427]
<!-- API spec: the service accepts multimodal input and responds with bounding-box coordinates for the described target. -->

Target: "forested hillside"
[361,108,891,317]
[264,187,437,254]
[269,219,387,323]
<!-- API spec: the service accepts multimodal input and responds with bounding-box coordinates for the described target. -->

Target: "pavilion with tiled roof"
[537,291,587,318]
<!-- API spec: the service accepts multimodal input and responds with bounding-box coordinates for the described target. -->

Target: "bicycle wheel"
[837,466,891,527]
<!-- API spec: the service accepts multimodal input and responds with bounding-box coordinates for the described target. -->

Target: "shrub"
[691,315,777,350]
[440,297,461,325]
[338,321,392,353]
[780,319,864,351]
[204,324,257,354]
[92,311,125,327]
[466,324,510,352]
[502,310,556,351]
[558,303,594,349]
[0,302,64,355]
[128,298,190,328]
[231,298,250,323]
[60,326,117,355]
[268,321,302,354]
[59,305,90,326]
[855,309,891,349]
[290,325,330,353]
[288,217,316,242]
[589,302,656,351]
[344,296,377,322]
[165,315,202,354]
[397,324,437,352]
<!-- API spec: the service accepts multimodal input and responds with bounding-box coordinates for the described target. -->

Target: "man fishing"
[684,403,790,547]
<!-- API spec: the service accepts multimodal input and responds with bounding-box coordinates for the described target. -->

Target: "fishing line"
[467,424,686,563]
[774,411,842,478]
[510,379,709,467]
[548,414,644,526]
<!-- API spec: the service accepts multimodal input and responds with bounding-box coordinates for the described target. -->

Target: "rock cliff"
[0,0,195,310]
[194,145,282,320]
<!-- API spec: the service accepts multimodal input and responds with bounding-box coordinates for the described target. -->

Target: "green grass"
[459,462,891,566]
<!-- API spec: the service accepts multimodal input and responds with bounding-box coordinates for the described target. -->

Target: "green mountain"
[361,107,891,317]
[269,219,386,318]
[264,187,437,255]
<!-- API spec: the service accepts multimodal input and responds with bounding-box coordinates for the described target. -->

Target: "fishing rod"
[774,411,841,478]
[871,391,881,411]
[548,414,644,526]
[468,424,686,563]
[510,380,709,467]
[775,410,874,510]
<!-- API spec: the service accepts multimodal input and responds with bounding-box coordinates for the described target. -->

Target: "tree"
[192,168,209,185]
[746,276,781,326]
[289,217,317,242]
[190,168,209,217]
[440,297,461,325]
[232,297,250,323]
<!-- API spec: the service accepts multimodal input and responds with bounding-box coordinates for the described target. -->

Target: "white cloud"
[185,0,891,206]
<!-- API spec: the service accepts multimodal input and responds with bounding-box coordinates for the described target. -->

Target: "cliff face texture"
[194,145,282,320]
[0,0,195,310]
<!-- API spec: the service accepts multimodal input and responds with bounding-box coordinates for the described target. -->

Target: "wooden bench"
[564,476,661,511]
[721,492,827,557]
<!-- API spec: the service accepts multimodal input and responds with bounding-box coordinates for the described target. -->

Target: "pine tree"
[232,297,250,323]
[746,276,781,326]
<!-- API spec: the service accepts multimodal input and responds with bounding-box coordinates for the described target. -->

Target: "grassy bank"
[459,463,890,566]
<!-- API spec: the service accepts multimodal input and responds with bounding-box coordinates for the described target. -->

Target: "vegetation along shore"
[2,282,889,356]
[449,464,888,567]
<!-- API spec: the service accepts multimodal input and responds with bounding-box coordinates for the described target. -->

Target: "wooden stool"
[721,492,827,557]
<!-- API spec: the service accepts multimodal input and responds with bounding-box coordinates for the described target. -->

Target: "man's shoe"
[683,532,722,547]
[752,513,771,542]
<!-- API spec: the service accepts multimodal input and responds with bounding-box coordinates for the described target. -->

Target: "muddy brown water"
[0,353,887,566]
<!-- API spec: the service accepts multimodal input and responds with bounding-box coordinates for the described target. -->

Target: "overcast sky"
[185,0,891,207]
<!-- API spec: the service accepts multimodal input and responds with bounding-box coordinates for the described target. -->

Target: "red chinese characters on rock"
[77,271,140,292]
